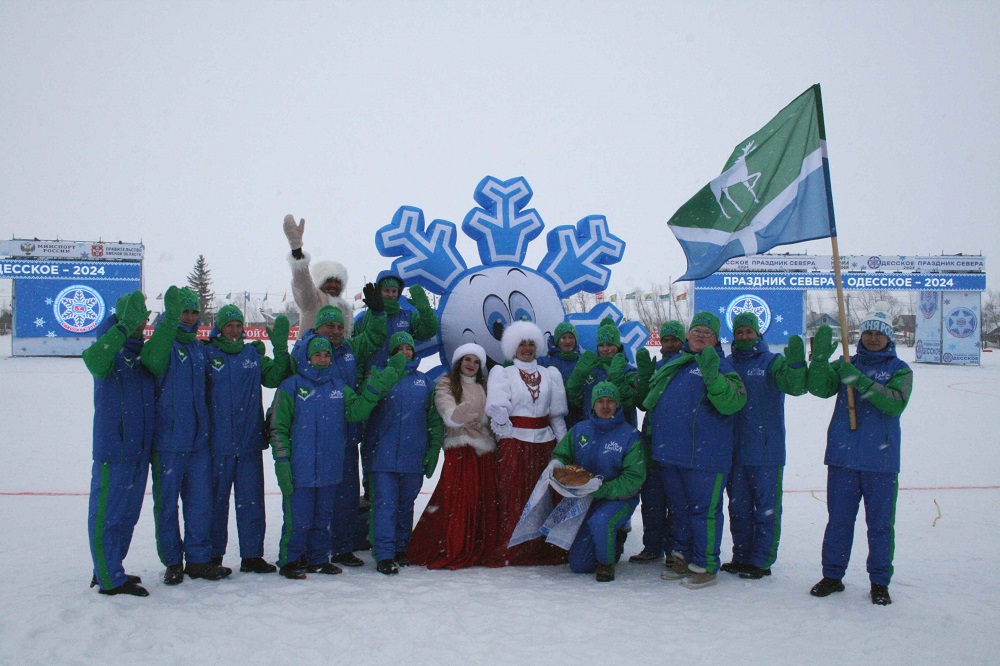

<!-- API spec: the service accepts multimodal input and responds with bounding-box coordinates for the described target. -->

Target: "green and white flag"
[668,84,836,281]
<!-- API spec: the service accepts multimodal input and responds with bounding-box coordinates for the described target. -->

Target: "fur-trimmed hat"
[501,320,546,361]
[860,303,894,338]
[732,312,761,336]
[689,311,721,337]
[389,331,416,354]
[660,320,685,341]
[310,258,349,291]
[314,305,344,329]
[451,342,488,380]
[216,304,244,328]
[591,381,620,408]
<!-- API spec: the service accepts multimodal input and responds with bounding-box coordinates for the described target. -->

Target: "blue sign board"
[695,271,985,292]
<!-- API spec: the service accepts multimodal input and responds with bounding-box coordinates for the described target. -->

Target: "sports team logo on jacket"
[176,348,189,362]
[296,386,314,400]
[211,358,225,370]
[577,434,591,448]
[603,441,624,454]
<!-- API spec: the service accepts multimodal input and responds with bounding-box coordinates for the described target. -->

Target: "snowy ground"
[1,336,998,665]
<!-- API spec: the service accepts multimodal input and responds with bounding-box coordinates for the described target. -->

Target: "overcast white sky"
[2,1,998,304]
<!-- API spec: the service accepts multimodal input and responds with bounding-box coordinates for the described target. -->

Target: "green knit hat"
[378,275,403,290]
[660,320,685,341]
[314,305,344,329]
[389,331,415,354]
[732,312,761,336]
[591,381,620,408]
[689,311,720,337]
[179,287,200,312]
[596,323,621,348]
[553,321,577,342]
[216,304,244,328]
[307,336,333,357]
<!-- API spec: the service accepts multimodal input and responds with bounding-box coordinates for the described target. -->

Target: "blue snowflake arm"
[462,176,544,265]
[375,206,467,293]
[538,216,625,297]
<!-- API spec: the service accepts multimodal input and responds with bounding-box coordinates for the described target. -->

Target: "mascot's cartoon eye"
[508,291,535,323]
[483,294,510,341]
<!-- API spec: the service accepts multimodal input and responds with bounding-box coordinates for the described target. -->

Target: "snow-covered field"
[1,337,998,665]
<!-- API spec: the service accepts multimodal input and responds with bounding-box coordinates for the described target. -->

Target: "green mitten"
[835,360,870,390]
[577,350,599,373]
[367,365,400,395]
[696,345,721,386]
[408,284,431,311]
[274,460,294,495]
[118,291,151,333]
[387,352,407,374]
[812,325,835,364]
[164,285,185,319]
[250,340,266,356]
[635,347,655,382]
[609,353,628,380]
[784,335,806,367]
[267,315,290,354]
[422,448,440,478]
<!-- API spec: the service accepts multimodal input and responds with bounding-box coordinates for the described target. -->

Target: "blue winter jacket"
[292,329,365,445]
[84,315,156,464]
[152,323,210,453]
[204,332,270,457]
[364,358,435,474]
[815,341,912,474]
[552,407,646,500]
[538,345,581,384]
[729,338,804,467]
[646,343,745,473]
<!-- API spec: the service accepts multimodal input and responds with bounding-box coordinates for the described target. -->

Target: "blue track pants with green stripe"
[152,448,213,566]
[660,465,727,574]
[822,466,897,586]
[726,464,783,569]
[568,496,640,572]
[210,451,266,560]
[278,485,336,567]
[88,456,149,590]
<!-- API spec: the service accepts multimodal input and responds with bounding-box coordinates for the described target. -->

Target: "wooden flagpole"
[830,236,858,429]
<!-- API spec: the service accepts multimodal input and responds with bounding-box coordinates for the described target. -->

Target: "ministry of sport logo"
[725,294,771,333]
[54,285,104,333]
[945,307,977,338]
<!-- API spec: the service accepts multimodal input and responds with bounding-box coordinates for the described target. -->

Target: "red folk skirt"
[408,446,500,569]
[482,434,569,567]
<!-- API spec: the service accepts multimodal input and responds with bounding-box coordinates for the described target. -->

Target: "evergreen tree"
[187,255,215,322]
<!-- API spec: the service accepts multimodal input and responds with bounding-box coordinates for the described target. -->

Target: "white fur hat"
[500,320,546,361]
[310,259,349,290]
[451,343,489,380]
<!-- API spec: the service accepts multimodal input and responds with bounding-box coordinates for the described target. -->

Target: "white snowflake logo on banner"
[54,285,105,333]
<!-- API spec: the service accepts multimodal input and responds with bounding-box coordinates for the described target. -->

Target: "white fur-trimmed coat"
[486,359,568,443]
[434,374,495,455]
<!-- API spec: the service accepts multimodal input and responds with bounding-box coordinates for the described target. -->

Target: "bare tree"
[982,289,1000,346]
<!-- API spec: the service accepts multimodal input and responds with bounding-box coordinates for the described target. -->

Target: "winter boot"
[306,562,343,575]
[870,583,892,606]
[210,556,224,566]
[377,559,399,575]
[680,564,717,590]
[739,565,772,580]
[660,553,690,580]
[628,549,664,564]
[99,580,150,597]
[614,529,628,563]
[240,557,277,574]
[394,552,410,567]
[163,563,184,586]
[810,577,845,597]
[595,563,616,582]
[720,560,752,575]
[185,561,233,581]
[279,562,306,579]
[91,574,141,588]
[331,552,365,567]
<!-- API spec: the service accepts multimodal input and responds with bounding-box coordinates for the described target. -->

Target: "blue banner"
[0,259,141,281]
[695,271,986,292]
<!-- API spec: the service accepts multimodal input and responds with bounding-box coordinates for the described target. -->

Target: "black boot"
[628,549,663,564]
[240,557,277,573]
[377,559,399,575]
[596,563,616,582]
[331,552,365,567]
[306,562,343,575]
[720,561,753,575]
[394,552,410,567]
[810,577,845,597]
[870,583,892,606]
[99,580,150,597]
[210,556,224,566]
[614,530,628,563]
[739,565,772,580]
[279,562,307,580]
[163,563,184,586]
[185,561,233,581]
[91,574,141,588]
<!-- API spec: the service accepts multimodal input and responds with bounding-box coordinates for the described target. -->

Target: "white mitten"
[283,214,305,249]
[486,403,510,426]
[452,402,482,425]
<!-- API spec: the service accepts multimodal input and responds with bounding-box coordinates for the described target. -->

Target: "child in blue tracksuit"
[269,336,400,579]
[145,286,231,585]
[724,312,807,580]
[631,319,685,564]
[807,307,912,606]
[538,321,584,427]
[643,312,747,589]
[204,305,290,573]
[83,290,155,597]
[554,382,646,582]
[363,332,444,575]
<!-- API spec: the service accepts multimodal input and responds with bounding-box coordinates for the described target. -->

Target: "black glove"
[362,282,384,313]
